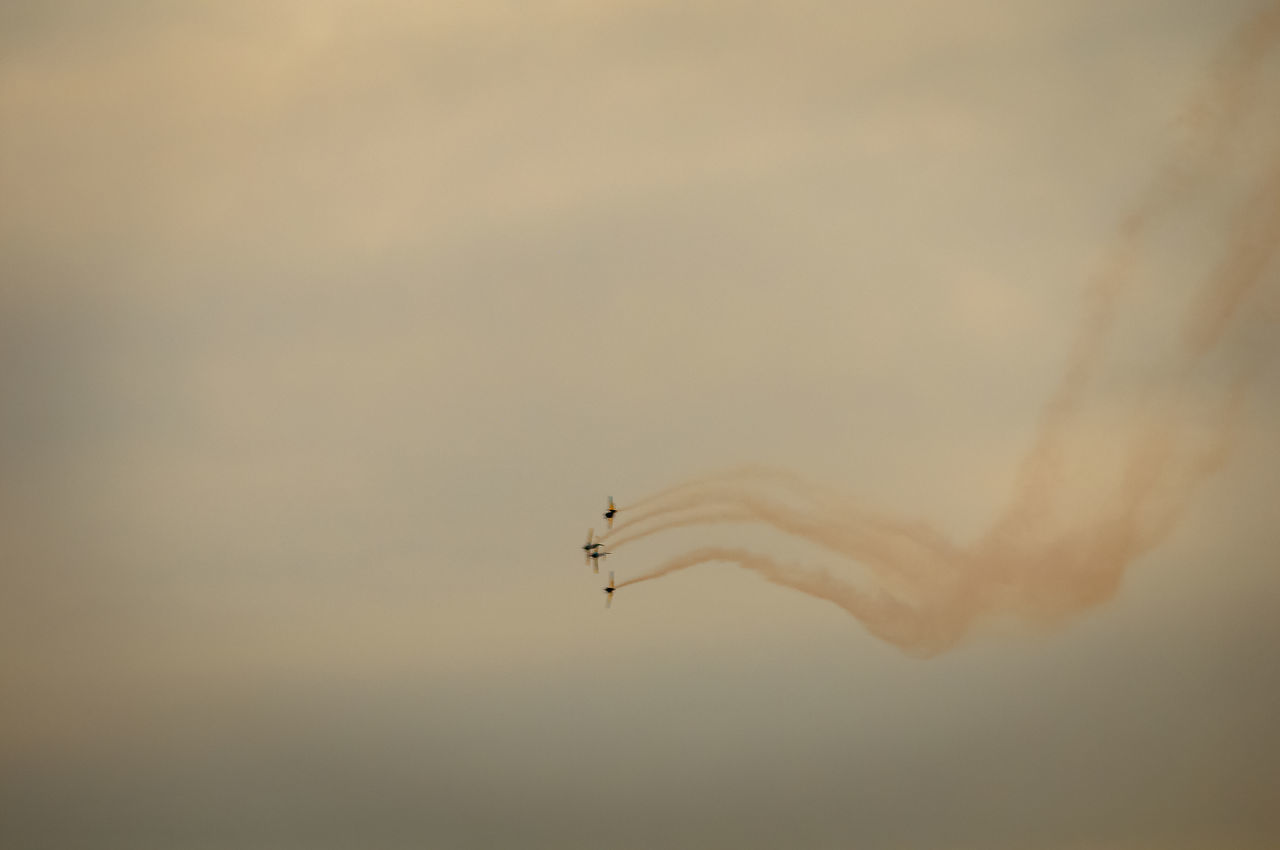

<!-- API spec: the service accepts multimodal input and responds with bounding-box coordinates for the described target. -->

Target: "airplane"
[603,496,620,529]
[603,571,617,608]
[582,529,605,556]
[587,548,611,573]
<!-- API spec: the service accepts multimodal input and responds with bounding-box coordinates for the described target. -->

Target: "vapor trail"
[608,4,1280,655]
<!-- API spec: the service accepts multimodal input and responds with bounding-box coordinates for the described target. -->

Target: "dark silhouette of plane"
[582,528,604,559]
[588,549,611,573]
[604,571,617,608]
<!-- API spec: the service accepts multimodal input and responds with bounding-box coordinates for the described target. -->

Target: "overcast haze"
[3,1,1279,848]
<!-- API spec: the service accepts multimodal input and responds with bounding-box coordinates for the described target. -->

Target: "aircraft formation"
[582,498,621,608]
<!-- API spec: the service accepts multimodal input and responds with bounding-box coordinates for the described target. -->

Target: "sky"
[2,1,1279,848]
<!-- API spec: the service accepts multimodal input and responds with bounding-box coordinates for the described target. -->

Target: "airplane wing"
[585,528,594,546]
[605,593,612,609]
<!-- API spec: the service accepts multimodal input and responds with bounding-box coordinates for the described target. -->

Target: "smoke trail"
[615,547,958,657]
[606,508,755,550]
[607,4,1280,655]
[1181,156,1280,355]
[604,465,830,534]
[614,471,738,512]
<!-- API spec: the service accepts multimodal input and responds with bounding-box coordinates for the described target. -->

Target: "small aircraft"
[603,571,617,608]
[587,548,611,573]
[582,529,605,556]
[603,496,620,529]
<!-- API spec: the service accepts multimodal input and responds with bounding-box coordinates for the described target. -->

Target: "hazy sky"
[3,1,1279,848]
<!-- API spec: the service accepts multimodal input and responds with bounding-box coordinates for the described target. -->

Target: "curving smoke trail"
[602,4,1280,656]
